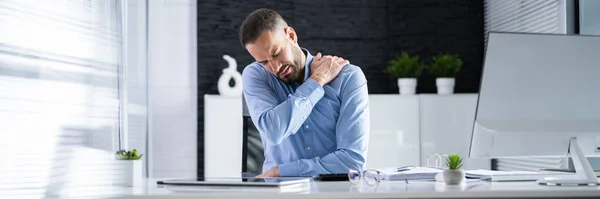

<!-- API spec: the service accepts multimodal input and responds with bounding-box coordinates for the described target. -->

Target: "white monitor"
[469,32,600,186]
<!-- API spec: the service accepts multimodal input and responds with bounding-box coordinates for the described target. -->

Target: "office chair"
[241,94,265,177]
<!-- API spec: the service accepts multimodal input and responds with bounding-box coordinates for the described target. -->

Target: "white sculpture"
[218,54,243,97]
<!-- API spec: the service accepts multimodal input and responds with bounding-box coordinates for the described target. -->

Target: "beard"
[277,45,304,85]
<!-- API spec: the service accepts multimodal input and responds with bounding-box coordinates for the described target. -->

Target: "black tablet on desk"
[313,173,349,181]
[157,177,311,187]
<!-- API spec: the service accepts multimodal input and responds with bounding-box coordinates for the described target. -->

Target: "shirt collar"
[302,47,314,82]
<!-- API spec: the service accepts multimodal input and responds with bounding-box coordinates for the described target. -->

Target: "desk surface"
[4,178,600,199]
[112,178,600,199]
[133,179,600,199]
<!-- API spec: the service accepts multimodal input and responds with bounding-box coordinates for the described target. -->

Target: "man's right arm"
[242,64,324,146]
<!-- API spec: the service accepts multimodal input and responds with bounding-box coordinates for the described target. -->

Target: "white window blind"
[0,0,131,198]
[484,0,570,43]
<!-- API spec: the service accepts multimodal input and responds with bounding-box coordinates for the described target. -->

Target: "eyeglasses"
[348,169,382,186]
[427,153,449,169]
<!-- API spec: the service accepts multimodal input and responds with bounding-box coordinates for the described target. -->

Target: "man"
[239,8,370,177]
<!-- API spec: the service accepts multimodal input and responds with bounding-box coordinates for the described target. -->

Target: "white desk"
[132,179,600,198]
[20,178,594,199]
[6,178,598,199]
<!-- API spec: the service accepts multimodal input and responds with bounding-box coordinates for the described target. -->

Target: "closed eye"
[258,47,281,65]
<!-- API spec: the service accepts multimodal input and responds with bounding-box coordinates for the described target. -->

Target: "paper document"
[380,167,442,181]
[465,169,572,181]
[378,167,572,182]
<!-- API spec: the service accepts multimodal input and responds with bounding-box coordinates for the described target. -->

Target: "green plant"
[385,52,424,78]
[115,149,143,160]
[427,54,462,77]
[446,153,463,170]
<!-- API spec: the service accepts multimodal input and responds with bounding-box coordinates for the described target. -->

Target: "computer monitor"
[469,32,600,186]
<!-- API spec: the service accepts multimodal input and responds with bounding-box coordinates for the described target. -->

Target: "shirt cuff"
[295,78,324,105]
[278,161,299,177]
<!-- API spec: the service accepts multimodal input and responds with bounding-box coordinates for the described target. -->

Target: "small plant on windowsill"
[115,149,143,160]
[443,153,465,185]
[115,149,143,187]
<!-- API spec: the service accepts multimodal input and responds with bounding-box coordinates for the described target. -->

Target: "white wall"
[126,0,150,178]
[148,0,198,178]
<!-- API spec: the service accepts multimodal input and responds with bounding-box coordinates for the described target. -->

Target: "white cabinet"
[419,94,490,169]
[366,95,420,169]
[203,94,487,177]
[204,95,242,178]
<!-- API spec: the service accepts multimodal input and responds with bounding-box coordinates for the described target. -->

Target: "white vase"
[397,78,417,95]
[442,169,465,185]
[121,160,143,187]
[218,55,243,97]
[436,78,455,95]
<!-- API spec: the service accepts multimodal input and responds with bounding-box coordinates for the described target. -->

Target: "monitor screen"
[470,32,600,158]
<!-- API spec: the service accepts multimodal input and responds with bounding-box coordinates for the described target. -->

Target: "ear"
[284,27,297,44]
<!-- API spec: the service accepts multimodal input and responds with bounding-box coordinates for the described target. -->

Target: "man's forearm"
[278,148,366,177]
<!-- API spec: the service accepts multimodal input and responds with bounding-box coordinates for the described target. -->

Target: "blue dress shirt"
[241,48,370,177]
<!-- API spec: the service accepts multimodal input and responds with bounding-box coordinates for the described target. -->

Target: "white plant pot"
[442,169,465,185]
[119,160,143,187]
[436,78,455,95]
[397,78,417,95]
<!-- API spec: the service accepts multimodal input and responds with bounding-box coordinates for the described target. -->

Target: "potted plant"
[443,153,465,185]
[385,52,424,95]
[427,54,462,95]
[115,149,143,187]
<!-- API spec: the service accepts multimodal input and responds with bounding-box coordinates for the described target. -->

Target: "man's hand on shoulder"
[309,53,349,86]
[256,166,280,178]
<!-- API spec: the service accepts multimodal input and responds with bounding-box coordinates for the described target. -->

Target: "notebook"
[380,167,443,181]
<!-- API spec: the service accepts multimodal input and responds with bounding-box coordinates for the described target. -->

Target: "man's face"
[246,27,304,84]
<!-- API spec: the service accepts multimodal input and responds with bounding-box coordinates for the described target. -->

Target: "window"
[579,0,600,35]
[484,0,572,44]
[0,0,131,197]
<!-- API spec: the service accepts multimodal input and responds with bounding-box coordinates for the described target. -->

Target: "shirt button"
[305,125,309,129]
[306,146,311,151]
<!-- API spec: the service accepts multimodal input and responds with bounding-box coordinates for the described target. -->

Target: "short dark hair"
[239,8,287,46]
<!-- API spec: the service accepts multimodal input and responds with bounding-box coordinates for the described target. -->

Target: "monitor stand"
[537,137,599,186]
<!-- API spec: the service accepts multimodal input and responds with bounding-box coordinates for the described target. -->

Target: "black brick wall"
[197,0,484,177]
